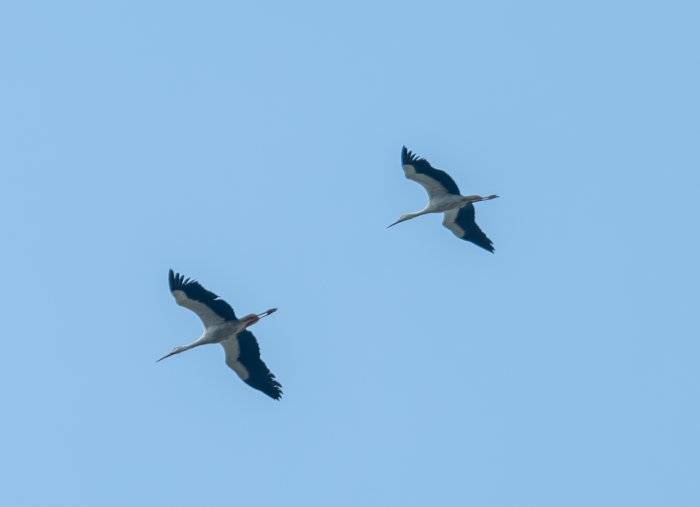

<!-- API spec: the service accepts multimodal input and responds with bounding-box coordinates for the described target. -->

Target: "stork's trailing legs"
[462,194,499,204]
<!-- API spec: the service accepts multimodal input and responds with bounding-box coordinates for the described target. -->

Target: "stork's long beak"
[258,308,277,318]
[387,218,402,228]
[156,350,178,362]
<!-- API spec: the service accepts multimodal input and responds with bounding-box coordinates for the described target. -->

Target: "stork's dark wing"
[401,146,461,198]
[169,269,237,327]
[222,331,283,400]
[442,205,495,252]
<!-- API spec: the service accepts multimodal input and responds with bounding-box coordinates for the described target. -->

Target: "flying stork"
[157,270,283,400]
[389,146,499,252]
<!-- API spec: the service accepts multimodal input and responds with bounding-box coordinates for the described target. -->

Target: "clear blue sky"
[2,1,699,506]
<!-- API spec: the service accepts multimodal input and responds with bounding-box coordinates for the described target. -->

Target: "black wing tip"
[269,385,283,400]
[262,375,283,400]
[466,235,495,253]
[248,377,283,400]
[474,239,495,253]
[401,145,418,165]
[168,269,188,291]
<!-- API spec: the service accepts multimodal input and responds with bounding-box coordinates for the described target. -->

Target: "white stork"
[157,270,283,400]
[389,146,499,252]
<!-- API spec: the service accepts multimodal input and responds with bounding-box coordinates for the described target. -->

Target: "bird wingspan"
[442,205,495,252]
[222,331,283,400]
[169,269,237,328]
[401,146,461,199]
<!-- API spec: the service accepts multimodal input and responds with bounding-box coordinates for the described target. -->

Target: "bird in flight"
[158,269,283,400]
[388,146,499,252]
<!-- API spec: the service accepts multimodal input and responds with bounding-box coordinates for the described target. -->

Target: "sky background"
[2,1,699,506]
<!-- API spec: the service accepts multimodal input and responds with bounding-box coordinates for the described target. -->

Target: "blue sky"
[2,1,699,505]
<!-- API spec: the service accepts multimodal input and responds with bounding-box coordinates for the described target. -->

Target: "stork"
[389,146,499,252]
[157,269,283,400]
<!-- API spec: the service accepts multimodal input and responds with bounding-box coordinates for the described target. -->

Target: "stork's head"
[242,308,278,328]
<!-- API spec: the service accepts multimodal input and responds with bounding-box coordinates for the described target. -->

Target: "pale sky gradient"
[2,1,699,506]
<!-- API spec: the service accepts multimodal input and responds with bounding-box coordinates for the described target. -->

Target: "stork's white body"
[418,194,477,214]
[165,288,249,350]
[177,320,247,349]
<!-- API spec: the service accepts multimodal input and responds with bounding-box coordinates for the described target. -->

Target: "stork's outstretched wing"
[401,146,461,200]
[222,331,283,400]
[169,269,237,328]
[442,205,495,252]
